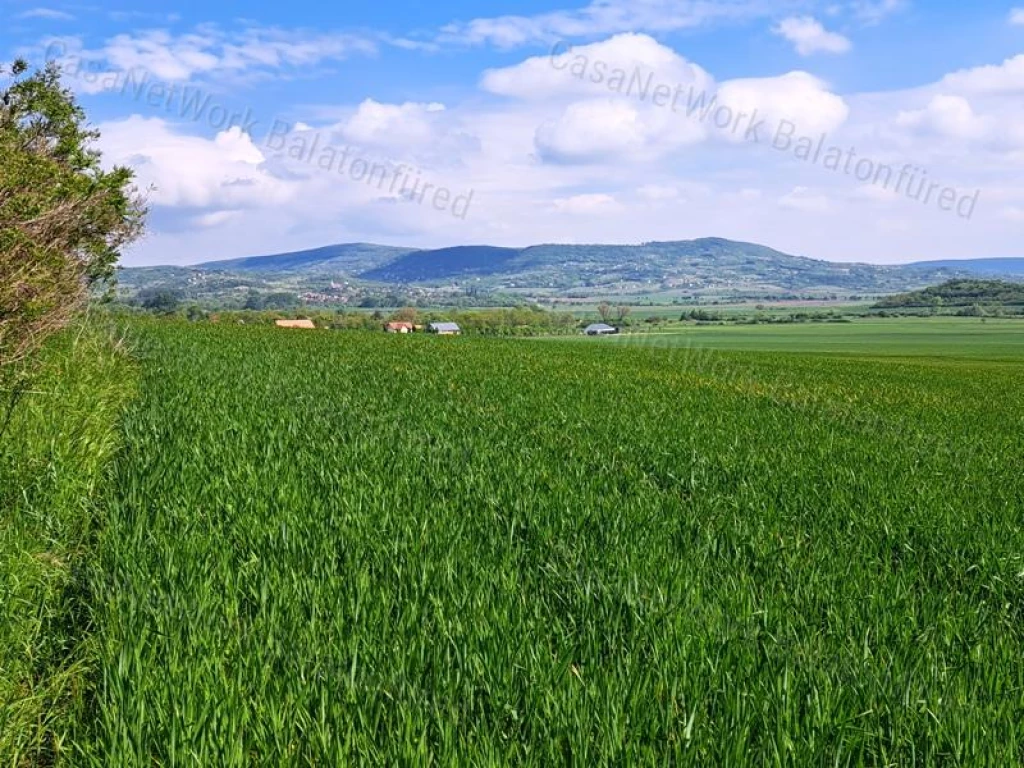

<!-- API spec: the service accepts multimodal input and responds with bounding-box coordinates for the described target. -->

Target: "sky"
[2,0,1023,266]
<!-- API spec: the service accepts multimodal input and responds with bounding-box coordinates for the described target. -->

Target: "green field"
[5,319,1024,764]
[591,318,1024,360]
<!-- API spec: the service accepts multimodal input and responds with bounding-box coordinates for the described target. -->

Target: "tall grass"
[73,322,1024,765]
[0,322,136,765]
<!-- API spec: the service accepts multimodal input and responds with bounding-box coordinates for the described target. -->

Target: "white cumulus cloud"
[941,54,1024,94]
[773,17,852,56]
[482,33,712,102]
[716,71,850,139]
[342,100,447,147]
[97,117,292,209]
[896,95,991,140]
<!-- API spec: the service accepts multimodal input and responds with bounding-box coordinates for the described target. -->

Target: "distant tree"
[0,59,145,369]
[615,305,632,322]
[687,308,725,322]
[243,290,264,310]
[139,289,181,314]
[597,302,612,322]
[394,306,419,323]
[185,304,207,322]
[261,292,300,310]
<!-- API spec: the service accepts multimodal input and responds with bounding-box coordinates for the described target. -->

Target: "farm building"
[428,322,462,336]
[385,322,414,334]
[275,319,316,330]
[584,323,619,336]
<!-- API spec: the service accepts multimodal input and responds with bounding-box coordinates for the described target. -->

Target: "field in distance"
[64,318,1024,764]
[579,317,1024,360]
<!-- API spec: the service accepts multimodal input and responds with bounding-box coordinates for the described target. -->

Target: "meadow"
[64,320,1022,764]
[591,317,1024,360]
[4,318,1024,764]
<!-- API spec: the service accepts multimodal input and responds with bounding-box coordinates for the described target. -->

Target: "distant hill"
[363,239,807,285]
[120,238,1023,304]
[199,243,415,275]
[905,258,1024,277]
[362,246,522,282]
[361,237,969,293]
[875,279,1024,308]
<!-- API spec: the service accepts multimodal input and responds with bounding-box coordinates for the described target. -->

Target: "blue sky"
[3,0,1023,265]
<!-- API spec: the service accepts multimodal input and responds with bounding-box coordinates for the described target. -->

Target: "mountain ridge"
[901,258,1024,275]
[198,243,416,275]
[120,238,1024,305]
[185,238,1024,282]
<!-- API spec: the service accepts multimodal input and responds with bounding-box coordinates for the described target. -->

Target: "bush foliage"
[0,60,144,369]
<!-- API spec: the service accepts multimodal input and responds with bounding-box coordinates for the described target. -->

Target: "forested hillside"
[875,279,1024,308]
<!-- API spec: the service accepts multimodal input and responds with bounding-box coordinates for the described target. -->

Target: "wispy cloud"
[18,7,75,21]
[778,186,831,213]
[435,0,901,48]
[106,11,182,24]
[42,24,378,87]
[773,17,852,56]
[553,193,622,214]
[1010,8,1024,26]
[851,0,906,25]
[437,0,773,48]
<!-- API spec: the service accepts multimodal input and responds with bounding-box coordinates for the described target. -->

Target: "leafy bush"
[0,60,144,369]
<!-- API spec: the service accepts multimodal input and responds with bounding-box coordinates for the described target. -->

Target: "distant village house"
[428,322,462,336]
[385,321,414,334]
[584,323,619,336]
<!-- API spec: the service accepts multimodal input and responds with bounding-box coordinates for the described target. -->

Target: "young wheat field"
[41,321,1024,763]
